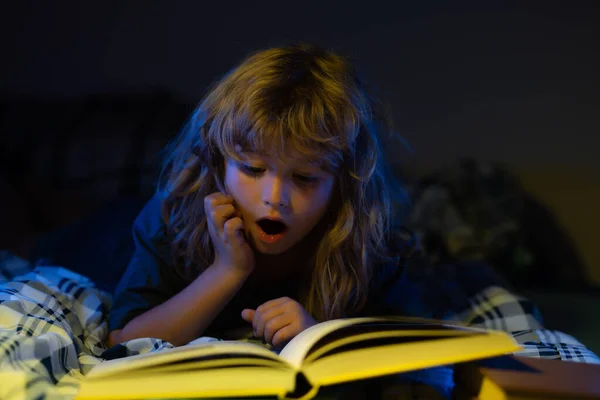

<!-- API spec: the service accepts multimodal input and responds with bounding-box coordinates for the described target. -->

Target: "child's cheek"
[223,166,239,196]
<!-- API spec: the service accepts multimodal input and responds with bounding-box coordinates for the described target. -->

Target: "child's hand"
[205,192,255,275]
[241,297,318,348]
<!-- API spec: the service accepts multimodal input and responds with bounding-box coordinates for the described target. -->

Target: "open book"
[77,316,522,400]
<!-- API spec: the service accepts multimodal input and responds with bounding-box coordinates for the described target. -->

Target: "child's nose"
[263,177,290,208]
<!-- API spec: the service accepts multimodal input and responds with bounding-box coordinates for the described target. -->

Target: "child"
[107,43,416,349]
[107,43,600,370]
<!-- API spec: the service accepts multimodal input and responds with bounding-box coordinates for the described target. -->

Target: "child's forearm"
[114,263,251,346]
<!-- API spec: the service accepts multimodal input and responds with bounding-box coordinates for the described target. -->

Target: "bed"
[1,93,598,399]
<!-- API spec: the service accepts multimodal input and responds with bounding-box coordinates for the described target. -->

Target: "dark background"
[2,1,599,173]
[1,1,599,349]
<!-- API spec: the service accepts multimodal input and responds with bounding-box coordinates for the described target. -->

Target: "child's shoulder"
[370,227,417,285]
[388,226,419,257]
[132,192,169,243]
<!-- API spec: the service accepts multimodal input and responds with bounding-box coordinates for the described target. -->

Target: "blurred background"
[1,1,599,351]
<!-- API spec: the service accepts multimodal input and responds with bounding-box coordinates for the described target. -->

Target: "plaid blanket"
[0,252,598,400]
[0,252,173,399]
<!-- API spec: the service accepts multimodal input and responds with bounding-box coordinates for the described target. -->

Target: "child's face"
[224,146,335,255]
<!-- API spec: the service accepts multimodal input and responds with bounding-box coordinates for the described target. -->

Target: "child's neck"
[250,209,334,286]
[252,227,321,284]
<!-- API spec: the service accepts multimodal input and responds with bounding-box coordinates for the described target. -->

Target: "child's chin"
[252,235,295,255]
[254,242,290,255]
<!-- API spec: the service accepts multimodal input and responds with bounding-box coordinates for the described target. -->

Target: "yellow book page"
[77,367,295,400]
[303,330,522,387]
[479,377,508,400]
[279,316,480,369]
[117,357,288,376]
[303,329,479,364]
[279,317,400,369]
[86,340,288,379]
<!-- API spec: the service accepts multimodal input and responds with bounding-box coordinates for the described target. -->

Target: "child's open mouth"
[256,218,288,243]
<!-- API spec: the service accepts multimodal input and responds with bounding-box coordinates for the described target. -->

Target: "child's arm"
[108,191,254,347]
[112,262,251,347]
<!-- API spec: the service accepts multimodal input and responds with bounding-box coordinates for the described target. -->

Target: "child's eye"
[241,165,264,176]
[241,164,319,185]
[294,174,319,185]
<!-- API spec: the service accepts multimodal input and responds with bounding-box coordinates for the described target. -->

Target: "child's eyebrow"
[242,151,328,171]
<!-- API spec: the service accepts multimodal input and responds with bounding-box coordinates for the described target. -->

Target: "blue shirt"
[109,194,458,338]
[108,196,600,365]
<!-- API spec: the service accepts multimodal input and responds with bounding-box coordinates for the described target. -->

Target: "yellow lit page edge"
[86,340,288,379]
[303,329,479,364]
[279,317,378,368]
[303,330,522,387]
[115,357,287,376]
[279,316,489,369]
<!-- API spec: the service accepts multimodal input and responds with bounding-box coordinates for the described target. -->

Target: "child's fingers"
[252,297,291,337]
[204,193,236,240]
[264,313,292,345]
[241,309,255,322]
[214,204,238,226]
[223,216,244,244]
[255,297,290,315]
[254,306,286,339]
[271,324,295,348]
[204,192,234,216]
[207,204,235,244]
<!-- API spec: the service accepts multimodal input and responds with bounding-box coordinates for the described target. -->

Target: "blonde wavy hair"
[158,43,410,321]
